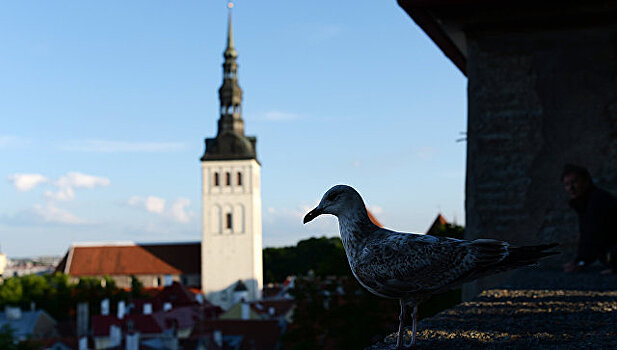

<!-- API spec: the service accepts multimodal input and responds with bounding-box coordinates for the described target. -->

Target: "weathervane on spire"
[227,1,234,10]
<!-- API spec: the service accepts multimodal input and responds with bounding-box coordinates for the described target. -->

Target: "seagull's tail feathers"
[499,242,559,269]
[482,242,560,274]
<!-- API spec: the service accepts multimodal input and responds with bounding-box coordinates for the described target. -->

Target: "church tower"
[201,3,262,309]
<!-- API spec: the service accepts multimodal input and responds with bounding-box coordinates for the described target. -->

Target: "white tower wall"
[201,159,262,309]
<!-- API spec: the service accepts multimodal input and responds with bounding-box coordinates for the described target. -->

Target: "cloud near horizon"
[33,203,89,224]
[2,203,90,226]
[6,171,111,226]
[8,172,110,200]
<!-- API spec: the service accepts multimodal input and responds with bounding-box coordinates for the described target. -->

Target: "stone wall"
[464,24,617,299]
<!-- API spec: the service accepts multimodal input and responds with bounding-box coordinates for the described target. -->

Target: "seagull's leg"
[401,304,419,348]
[409,305,418,347]
[396,299,407,349]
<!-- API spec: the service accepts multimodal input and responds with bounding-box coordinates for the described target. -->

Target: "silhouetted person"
[562,164,617,274]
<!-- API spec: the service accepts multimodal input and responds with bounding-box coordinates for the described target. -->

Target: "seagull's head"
[303,185,364,224]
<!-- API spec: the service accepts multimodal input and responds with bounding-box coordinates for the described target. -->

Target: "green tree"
[19,274,49,308]
[263,236,350,284]
[45,273,74,321]
[130,275,144,298]
[0,278,23,306]
[0,324,17,350]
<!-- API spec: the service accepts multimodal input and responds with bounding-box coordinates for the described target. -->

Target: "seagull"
[303,185,558,349]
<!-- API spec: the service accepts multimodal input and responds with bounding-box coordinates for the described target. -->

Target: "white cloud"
[5,171,108,227]
[262,111,302,122]
[145,196,166,214]
[128,196,192,223]
[62,139,186,153]
[45,172,110,201]
[9,171,110,201]
[170,198,191,223]
[8,174,48,191]
[45,188,74,201]
[128,195,166,214]
[33,203,87,224]
[58,172,111,188]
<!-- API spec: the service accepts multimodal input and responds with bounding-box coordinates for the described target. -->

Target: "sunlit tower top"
[201,1,257,162]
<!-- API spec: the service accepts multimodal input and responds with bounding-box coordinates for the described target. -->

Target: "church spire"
[218,1,244,136]
[224,4,236,59]
[202,1,257,162]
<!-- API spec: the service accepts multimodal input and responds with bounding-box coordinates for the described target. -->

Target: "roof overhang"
[397,0,617,77]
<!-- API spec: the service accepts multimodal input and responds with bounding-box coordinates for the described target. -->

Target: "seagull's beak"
[303,207,323,224]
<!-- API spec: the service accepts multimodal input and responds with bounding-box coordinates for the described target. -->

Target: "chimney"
[5,306,21,320]
[101,299,110,315]
[117,301,126,319]
[143,303,152,315]
[241,302,250,320]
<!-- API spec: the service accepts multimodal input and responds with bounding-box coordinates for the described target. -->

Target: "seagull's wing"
[353,229,509,297]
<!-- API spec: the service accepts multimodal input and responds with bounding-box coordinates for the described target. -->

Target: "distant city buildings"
[1,256,61,279]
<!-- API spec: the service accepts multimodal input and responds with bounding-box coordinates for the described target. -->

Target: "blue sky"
[0,1,466,257]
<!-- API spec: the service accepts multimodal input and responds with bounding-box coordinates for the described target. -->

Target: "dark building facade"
[398,0,617,298]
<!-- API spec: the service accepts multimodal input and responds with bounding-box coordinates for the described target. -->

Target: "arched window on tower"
[237,172,242,186]
[226,172,231,186]
[226,213,233,230]
[214,172,220,186]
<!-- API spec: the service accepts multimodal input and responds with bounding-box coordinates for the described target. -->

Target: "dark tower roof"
[233,280,248,292]
[201,3,258,162]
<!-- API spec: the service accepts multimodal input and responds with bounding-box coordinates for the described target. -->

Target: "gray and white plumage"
[303,184,558,348]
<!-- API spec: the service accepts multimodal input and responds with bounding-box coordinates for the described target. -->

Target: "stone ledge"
[368,268,617,349]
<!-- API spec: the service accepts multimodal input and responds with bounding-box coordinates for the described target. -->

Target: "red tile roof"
[151,306,201,331]
[57,242,200,276]
[92,315,123,337]
[194,320,281,350]
[426,213,449,235]
[156,282,199,306]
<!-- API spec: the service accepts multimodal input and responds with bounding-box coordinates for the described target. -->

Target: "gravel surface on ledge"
[368,267,617,349]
